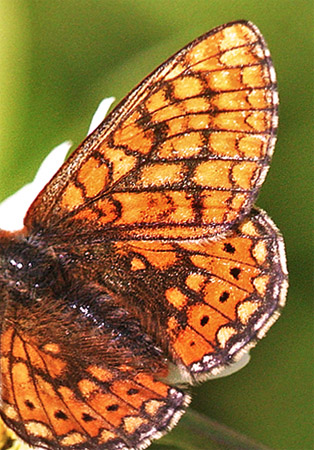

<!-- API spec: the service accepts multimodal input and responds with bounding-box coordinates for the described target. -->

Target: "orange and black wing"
[25,21,278,240]
[0,292,189,450]
[101,208,287,379]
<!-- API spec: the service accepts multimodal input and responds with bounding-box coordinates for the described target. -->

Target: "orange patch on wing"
[203,277,249,321]
[12,334,27,360]
[139,162,186,187]
[190,254,260,293]
[77,157,109,197]
[221,23,258,50]
[101,147,137,182]
[198,191,232,224]
[123,416,148,434]
[73,208,98,223]
[110,380,153,409]
[232,161,258,189]
[114,191,195,225]
[242,65,266,87]
[43,343,61,354]
[220,46,259,66]
[187,304,229,343]
[165,287,188,310]
[187,32,221,65]
[209,132,237,157]
[248,89,269,108]
[41,352,67,378]
[61,183,84,211]
[97,198,119,225]
[130,257,146,271]
[145,88,168,112]
[172,76,204,99]
[164,116,188,136]
[238,134,268,158]
[216,326,237,348]
[114,122,154,155]
[134,373,169,397]
[253,275,270,296]
[187,113,211,130]
[246,111,270,132]
[87,365,114,382]
[115,241,178,270]
[12,362,47,422]
[185,273,206,292]
[207,68,242,92]
[212,90,250,110]
[252,240,268,265]
[237,301,261,324]
[181,97,210,114]
[157,132,204,159]
[173,326,214,366]
[193,160,232,188]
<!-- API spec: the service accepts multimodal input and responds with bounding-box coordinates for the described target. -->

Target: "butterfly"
[0,20,288,450]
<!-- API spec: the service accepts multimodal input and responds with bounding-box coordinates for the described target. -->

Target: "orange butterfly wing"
[100,208,287,378]
[25,21,278,240]
[0,288,188,449]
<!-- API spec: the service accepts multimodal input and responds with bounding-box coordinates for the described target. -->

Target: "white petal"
[33,140,72,186]
[88,97,115,135]
[0,141,72,231]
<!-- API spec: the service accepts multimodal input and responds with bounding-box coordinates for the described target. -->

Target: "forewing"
[25,21,278,240]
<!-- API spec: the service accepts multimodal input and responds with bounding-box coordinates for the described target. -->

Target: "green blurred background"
[0,1,312,449]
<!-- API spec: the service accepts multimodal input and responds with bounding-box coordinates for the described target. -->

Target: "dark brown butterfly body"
[0,231,164,368]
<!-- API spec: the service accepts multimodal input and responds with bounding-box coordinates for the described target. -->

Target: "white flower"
[0,97,115,232]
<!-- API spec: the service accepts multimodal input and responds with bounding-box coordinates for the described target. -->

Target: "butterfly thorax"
[0,230,66,306]
[0,229,167,374]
